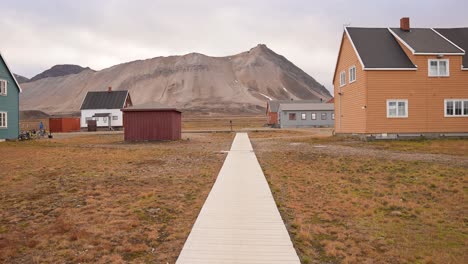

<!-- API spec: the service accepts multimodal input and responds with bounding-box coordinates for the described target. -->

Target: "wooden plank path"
[177,133,300,264]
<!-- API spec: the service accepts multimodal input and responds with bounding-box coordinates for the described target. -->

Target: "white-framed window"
[301,113,306,120]
[321,113,327,120]
[332,113,335,120]
[0,79,7,96]
[103,117,108,123]
[95,117,100,121]
[339,71,346,87]
[445,99,468,117]
[428,59,449,77]
[0,112,7,128]
[387,99,408,118]
[85,117,92,121]
[349,65,356,83]
[311,113,317,120]
[112,116,118,120]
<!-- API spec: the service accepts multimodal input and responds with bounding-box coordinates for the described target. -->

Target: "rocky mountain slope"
[13,74,30,84]
[20,44,331,114]
[29,64,93,82]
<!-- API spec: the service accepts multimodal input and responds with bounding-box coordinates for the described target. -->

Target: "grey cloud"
[1,0,467,93]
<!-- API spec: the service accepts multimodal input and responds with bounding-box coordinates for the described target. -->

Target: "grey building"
[278,103,335,128]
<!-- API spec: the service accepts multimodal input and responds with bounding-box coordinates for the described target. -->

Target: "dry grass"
[182,115,267,131]
[359,138,468,156]
[0,133,233,263]
[252,134,468,264]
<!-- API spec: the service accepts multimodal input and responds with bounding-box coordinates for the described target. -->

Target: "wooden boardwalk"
[177,133,300,264]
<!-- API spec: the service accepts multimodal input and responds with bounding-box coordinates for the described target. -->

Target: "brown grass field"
[1,115,467,263]
[0,132,233,263]
[251,130,468,264]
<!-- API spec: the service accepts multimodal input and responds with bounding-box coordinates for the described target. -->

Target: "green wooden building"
[0,52,22,140]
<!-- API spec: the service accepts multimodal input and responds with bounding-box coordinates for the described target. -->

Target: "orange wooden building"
[333,18,468,138]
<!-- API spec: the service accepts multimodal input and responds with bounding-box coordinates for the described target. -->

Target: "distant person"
[39,121,44,130]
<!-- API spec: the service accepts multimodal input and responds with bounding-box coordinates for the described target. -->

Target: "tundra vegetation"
[0,132,233,263]
[1,117,466,263]
[251,130,467,264]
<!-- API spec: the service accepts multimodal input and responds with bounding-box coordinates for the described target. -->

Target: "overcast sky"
[1,0,467,92]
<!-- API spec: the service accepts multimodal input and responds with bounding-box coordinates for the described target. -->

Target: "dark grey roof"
[268,99,322,113]
[122,102,180,112]
[434,28,468,67]
[346,28,416,69]
[80,90,129,110]
[390,28,464,54]
[280,103,334,111]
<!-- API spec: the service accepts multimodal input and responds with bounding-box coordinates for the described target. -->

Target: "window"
[112,116,118,120]
[95,117,100,121]
[103,117,108,123]
[349,65,356,83]
[445,99,468,117]
[0,80,7,96]
[428,59,449,77]
[332,113,335,120]
[311,113,317,120]
[301,113,306,120]
[321,113,327,120]
[339,71,346,87]
[85,117,92,121]
[0,112,7,128]
[387,99,408,118]
[289,113,296,120]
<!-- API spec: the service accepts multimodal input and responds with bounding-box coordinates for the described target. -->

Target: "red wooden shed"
[49,117,81,133]
[121,102,181,141]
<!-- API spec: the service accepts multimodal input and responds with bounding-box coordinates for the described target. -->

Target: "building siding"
[80,109,123,128]
[365,38,468,133]
[267,112,278,125]
[49,118,81,133]
[123,111,181,141]
[335,30,468,134]
[333,33,367,134]
[0,55,20,140]
[279,110,334,128]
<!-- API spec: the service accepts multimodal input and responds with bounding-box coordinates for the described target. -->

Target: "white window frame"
[0,112,7,128]
[332,113,335,120]
[387,99,408,118]
[301,113,306,120]
[0,79,7,96]
[311,113,317,120]
[428,59,449,77]
[444,99,468,117]
[321,113,327,120]
[112,116,118,120]
[339,71,346,87]
[349,65,356,83]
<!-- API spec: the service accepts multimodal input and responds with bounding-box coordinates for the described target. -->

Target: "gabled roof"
[345,27,416,69]
[389,28,464,54]
[0,52,22,93]
[267,99,323,113]
[80,90,129,110]
[122,102,181,112]
[434,28,468,68]
[279,103,334,111]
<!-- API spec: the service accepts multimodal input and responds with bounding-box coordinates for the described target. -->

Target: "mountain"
[13,74,30,84]
[20,44,332,114]
[29,64,93,82]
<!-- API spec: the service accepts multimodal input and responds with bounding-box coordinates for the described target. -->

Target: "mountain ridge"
[20,44,331,114]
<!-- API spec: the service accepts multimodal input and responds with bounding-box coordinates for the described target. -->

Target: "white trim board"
[431,28,466,53]
[364,67,418,71]
[344,27,366,70]
[388,28,465,56]
[0,52,22,93]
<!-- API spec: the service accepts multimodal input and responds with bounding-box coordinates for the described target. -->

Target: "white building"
[80,87,132,129]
